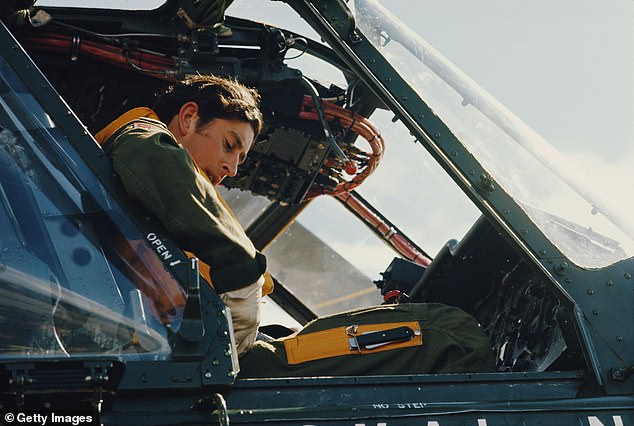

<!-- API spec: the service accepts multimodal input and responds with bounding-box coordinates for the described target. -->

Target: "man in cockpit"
[96,75,269,356]
[97,75,495,377]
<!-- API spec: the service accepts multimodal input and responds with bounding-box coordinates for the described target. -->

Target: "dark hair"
[153,75,263,137]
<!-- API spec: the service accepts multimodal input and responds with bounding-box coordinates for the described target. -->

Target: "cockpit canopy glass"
[352,0,634,268]
[0,56,180,360]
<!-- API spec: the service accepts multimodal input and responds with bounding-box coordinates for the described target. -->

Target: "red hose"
[19,33,176,80]
[300,96,385,198]
[336,191,431,266]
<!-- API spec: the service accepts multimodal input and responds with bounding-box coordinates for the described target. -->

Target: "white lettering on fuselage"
[301,415,626,426]
[353,423,387,426]
[336,421,487,426]
[588,416,624,426]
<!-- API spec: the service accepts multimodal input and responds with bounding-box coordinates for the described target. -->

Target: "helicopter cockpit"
[1,0,632,420]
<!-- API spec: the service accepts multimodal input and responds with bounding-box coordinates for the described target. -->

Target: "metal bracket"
[609,366,634,382]
[84,361,113,414]
[476,173,495,195]
[176,27,219,72]
[327,0,362,44]
[179,258,205,342]
[7,364,34,409]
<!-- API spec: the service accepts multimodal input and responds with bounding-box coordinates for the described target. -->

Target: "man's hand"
[220,275,263,356]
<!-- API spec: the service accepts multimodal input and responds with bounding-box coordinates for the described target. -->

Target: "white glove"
[220,275,264,356]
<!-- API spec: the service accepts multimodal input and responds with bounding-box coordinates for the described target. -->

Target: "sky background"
[229,0,634,274]
[38,0,633,277]
[396,1,634,175]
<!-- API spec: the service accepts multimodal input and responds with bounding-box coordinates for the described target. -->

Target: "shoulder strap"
[95,107,160,145]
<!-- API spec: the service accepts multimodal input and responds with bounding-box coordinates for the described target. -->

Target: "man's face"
[180,117,255,185]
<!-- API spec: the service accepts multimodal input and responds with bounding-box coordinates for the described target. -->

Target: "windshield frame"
[287,0,634,273]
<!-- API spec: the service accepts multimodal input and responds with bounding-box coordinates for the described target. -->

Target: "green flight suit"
[101,115,266,293]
